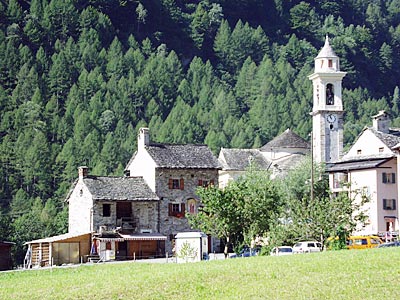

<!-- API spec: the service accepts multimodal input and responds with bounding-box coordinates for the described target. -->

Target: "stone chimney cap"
[78,166,89,179]
[372,110,389,119]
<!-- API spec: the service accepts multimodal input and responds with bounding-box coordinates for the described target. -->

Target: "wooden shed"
[0,241,15,271]
[24,232,91,268]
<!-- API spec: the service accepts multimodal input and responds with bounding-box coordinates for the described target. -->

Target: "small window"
[379,147,384,153]
[169,178,184,190]
[103,204,111,217]
[328,59,333,68]
[357,150,362,155]
[168,203,185,217]
[198,180,215,187]
[383,173,396,184]
[383,199,396,210]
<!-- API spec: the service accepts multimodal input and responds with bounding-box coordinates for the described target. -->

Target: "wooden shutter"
[393,199,397,210]
[198,180,203,186]
[168,179,173,189]
[210,179,215,186]
[383,173,387,183]
[180,178,184,190]
[168,203,173,216]
[181,203,186,217]
[392,173,396,184]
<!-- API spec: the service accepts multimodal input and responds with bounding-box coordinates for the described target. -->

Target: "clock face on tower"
[327,114,336,123]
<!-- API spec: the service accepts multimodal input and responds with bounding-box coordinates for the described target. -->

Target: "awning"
[96,237,125,242]
[119,233,167,241]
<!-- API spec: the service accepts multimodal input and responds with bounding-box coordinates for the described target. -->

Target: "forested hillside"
[1,0,400,262]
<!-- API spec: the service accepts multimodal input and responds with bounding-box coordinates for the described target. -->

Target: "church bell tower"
[308,36,346,163]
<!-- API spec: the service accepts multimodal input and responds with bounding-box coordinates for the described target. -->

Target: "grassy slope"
[1,249,400,300]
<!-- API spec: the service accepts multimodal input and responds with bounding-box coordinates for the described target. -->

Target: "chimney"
[138,127,150,151]
[78,166,89,180]
[372,110,390,133]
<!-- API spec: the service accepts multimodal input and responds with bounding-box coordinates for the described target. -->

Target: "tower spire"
[308,37,346,163]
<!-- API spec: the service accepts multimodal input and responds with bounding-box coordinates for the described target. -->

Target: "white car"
[270,246,293,256]
[292,241,322,254]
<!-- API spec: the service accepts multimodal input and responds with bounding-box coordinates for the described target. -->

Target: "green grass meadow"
[1,249,400,300]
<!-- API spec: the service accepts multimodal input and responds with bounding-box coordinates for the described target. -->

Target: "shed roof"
[83,176,159,201]
[25,232,91,244]
[260,129,310,151]
[219,148,271,171]
[145,143,221,169]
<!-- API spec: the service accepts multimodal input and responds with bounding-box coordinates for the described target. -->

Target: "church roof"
[82,176,159,201]
[269,153,307,177]
[260,129,310,152]
[219,148,271,171]
[145,143,221,169]
[316,35,338,58]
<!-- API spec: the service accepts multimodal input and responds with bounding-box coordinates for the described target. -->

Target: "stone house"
[24,127,220,267]
[328,111,400,238]
[125,128,221,253]
[218,129,310,188]
[67,167,166,260]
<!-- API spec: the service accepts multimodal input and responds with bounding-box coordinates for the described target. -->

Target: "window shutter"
[392,173,396,184]
[383,173,387,183]
[168,203,173,216]
[393,199,397,210]
[383,199,387,209]
[181,203,186,217]
[168,179,173,189]
[198,180,203,186]
[180,178,184,190]
[210,179,215,186]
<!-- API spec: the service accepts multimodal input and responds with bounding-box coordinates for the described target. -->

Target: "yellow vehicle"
[346,235,383,250]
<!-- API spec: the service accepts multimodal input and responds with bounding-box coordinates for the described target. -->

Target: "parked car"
[270,246,293,256]
[377,241,400,248]
[230,246,259,258]
[292,241,322,254]
[347,235,383,250]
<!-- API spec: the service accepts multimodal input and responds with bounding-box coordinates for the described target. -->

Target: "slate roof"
[260,129,310,152]
[270,153,307,173]
[83,176,159,201]
[326,157,392,172]
[219,148,271,171]
[144,143,221,169]
[370,127,400,149]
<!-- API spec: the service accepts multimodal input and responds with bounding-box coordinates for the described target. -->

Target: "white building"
[327,111,400,238]
[218,129,309,188]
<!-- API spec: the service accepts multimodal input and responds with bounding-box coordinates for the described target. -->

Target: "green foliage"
[1,0,400,264]
[189,166,281,255]
[271,157,369,248]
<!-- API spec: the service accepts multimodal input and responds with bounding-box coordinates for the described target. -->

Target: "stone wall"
[155,168,219,253]
[92,201,159,233]
[68,181,93,233]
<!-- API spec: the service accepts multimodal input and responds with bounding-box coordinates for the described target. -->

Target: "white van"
[292,241,322,254]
